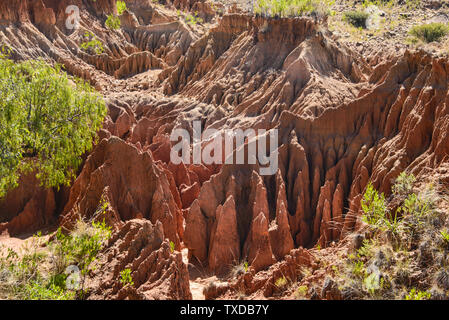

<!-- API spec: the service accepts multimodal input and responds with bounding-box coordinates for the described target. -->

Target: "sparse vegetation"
[184,12,204,25]
[409,23,449,43]
[116,0,127,15]
[405,288,431,300]
[295,285,308,298]
[230,260,249,278]
[330,172,448,300]
[392,171,416,197]
[275,276,289,290]
[253,0,335,18]
[105,14,121,30]
[80,32,105,54]
[0,213,111,300]
[440,230,449,246]
[343,10,369,28]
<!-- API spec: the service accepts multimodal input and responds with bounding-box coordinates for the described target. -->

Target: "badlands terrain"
[1,0,449,300]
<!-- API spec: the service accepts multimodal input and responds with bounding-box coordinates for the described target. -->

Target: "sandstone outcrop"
[87,219,192,300]
[0,173,58,236]
[59,136,183,249]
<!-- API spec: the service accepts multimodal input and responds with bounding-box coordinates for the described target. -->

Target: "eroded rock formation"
[87,219,192,300]
[1,0,449,299]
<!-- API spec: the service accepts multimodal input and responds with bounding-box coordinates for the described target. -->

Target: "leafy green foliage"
[0,53,106,198]
[253,0,335,18]
[53,219,111,278]
[105,14,121,30]
[351,259,365,278]
[357,239,374,258]
[116,1,127,15]
[275,276,288,289]
[23,281,75,300]
[363,273,380,294]
[392,172,416,197]
[169,241,175,253]
[80,32,104,54]
[440,230,449,244]
[295,285,308,298]
[399,192,431,218]
[343,10,369,28]
[405,288,431,300]
[409,23,449,43]
[361,182,388,228]
[120,268,134,287]
[184,12,204,25]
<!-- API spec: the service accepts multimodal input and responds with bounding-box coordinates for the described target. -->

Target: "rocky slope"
[1,0,449,299]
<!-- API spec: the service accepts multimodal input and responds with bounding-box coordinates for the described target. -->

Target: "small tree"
[0,54,107,198]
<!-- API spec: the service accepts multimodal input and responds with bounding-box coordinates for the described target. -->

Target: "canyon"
[1,0,449,300]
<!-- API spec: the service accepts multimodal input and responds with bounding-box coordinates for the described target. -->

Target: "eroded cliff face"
[1,0,449,299]
[87,219,192,300]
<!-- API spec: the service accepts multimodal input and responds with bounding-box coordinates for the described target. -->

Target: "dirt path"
[183,248,220,300]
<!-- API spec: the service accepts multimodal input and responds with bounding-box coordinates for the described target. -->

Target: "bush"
[253,0,334,18]
[120,268,134,287]
[392,172,416,197]
[184,12,204,25]
[80,32,104,55]
[105,14,121,29]
[0,53,106,198]
[116,1,127,15]
[343,10,369,28]
[405,288,431,300]
[361,182,388,228]
[275,276,289,289]
[409,23,449,43]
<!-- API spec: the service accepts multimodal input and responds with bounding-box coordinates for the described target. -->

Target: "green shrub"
[343,10,369,28]
[0,53,106,198]
[120,268,134,287]
[362,182,401,234]
[275,276,289,289]
[80,32,104,55]
[409,23,449,43]
[116,1,127,15]
[392,172,416,197]
[23,281,75,300]
[105,14,121,29]
[184,12,204,25]
[361,182,387,227]
[405,288,431,300]
[296,285,308,298]
[440,230,449,244]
